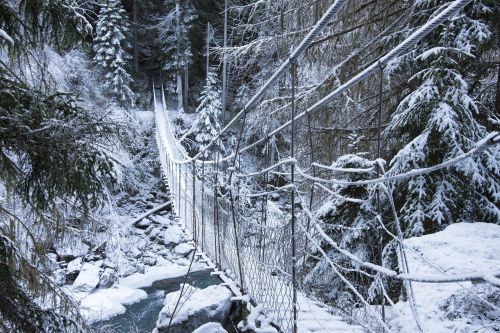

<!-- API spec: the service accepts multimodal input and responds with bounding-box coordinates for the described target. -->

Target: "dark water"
[92,270,222,333]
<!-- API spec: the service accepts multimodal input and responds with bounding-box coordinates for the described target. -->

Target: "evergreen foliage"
[157,0,196,77]
[304,155,399,306]
[93,0,134,106]
[387,0,500,236]
[194,68,224,153]
[0,1,117,331]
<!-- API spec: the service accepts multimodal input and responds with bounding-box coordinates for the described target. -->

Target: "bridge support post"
[213,149,219,266]
[178,163,181,222]
[201,160,205,251]
[192,161,197,243]
[377,62,386,329]
[184,165,188,228]
[290,62,298,333]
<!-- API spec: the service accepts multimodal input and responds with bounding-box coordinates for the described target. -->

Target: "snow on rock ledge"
[80,286,147,323]
[154,284,232,333]
[72,262,100,292]
[174,243,194,256]
[193,322,228,333]
[161,225,187,246]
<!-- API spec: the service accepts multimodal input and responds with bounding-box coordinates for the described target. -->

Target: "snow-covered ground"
[388,222,500,332]
[297,293,364,333]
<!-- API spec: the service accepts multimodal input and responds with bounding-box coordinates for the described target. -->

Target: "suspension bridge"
[152,0,500,332]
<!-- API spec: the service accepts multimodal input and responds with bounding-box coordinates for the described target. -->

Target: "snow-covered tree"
[386,0,500,236]
[93,0,134,106]
[304,155,391,306]
[157,0,196,110]
[194,68,224,153]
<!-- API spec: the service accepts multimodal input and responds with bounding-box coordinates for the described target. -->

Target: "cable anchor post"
[290,61,298,333]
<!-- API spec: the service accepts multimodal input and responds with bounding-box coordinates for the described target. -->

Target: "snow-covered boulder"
[73,263,101,292]
[66,257,83,283]
[175,258,190,266]
[161,225,186,246]
[151,215,173,226]
[67,257,83,271]
[98,268,117,288]
[119,261,137,277]
[80,286,147,323]
[144,256,158,266]
[136,263,145,274]
[174,243,194,256]
[134,218,152,229]
[129,246,142,259]
[154,284,232,333]
[149,227,161,240]
[193,323,228,333]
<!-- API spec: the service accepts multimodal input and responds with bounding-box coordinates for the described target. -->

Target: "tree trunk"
[495,6,500,116]
[184,65,189,111]
[222,0,228,121]
[175,0,183,111]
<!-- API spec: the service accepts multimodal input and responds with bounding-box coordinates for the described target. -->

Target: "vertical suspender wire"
[227,107,248,291]
[178,163,181,221]
[184,165,188,228]
[302,111,316,270]
[376,62,385,328]
[201,160,206,252]
[192,160,197,243]
[290,62,298,333]
[260,140,270,262]
[215,141,222,267]
[229,152,244,289]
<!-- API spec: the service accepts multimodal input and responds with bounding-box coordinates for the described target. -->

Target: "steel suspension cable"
[214,0,475,165]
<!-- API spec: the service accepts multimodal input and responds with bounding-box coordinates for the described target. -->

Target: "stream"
[92,270,222,333]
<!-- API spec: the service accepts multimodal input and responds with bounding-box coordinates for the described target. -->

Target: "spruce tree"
[386,0,500,236]
[194,68,224,153]
[0,1,115,331]
[93,0,134,106]
[157,0,196,110]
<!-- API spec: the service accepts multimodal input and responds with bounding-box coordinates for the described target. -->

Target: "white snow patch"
[162,224,187,246]
[120,262,207,289]
[389,222,500,332]
[297,293,364,333]
[72,263,100,292]
[74,262,209,323]
[66,257,83,274]
[79,286,147,323]
[174,243,194,256]
[193,322,228,333]
[156,284,232,328]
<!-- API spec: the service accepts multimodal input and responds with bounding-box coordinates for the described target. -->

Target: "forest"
[0,0,499,332]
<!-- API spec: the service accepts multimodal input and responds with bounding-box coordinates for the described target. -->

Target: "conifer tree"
[194,68,224,153]
[157,0,196,110]
[93,0,134,106]
[387,0,500,236]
